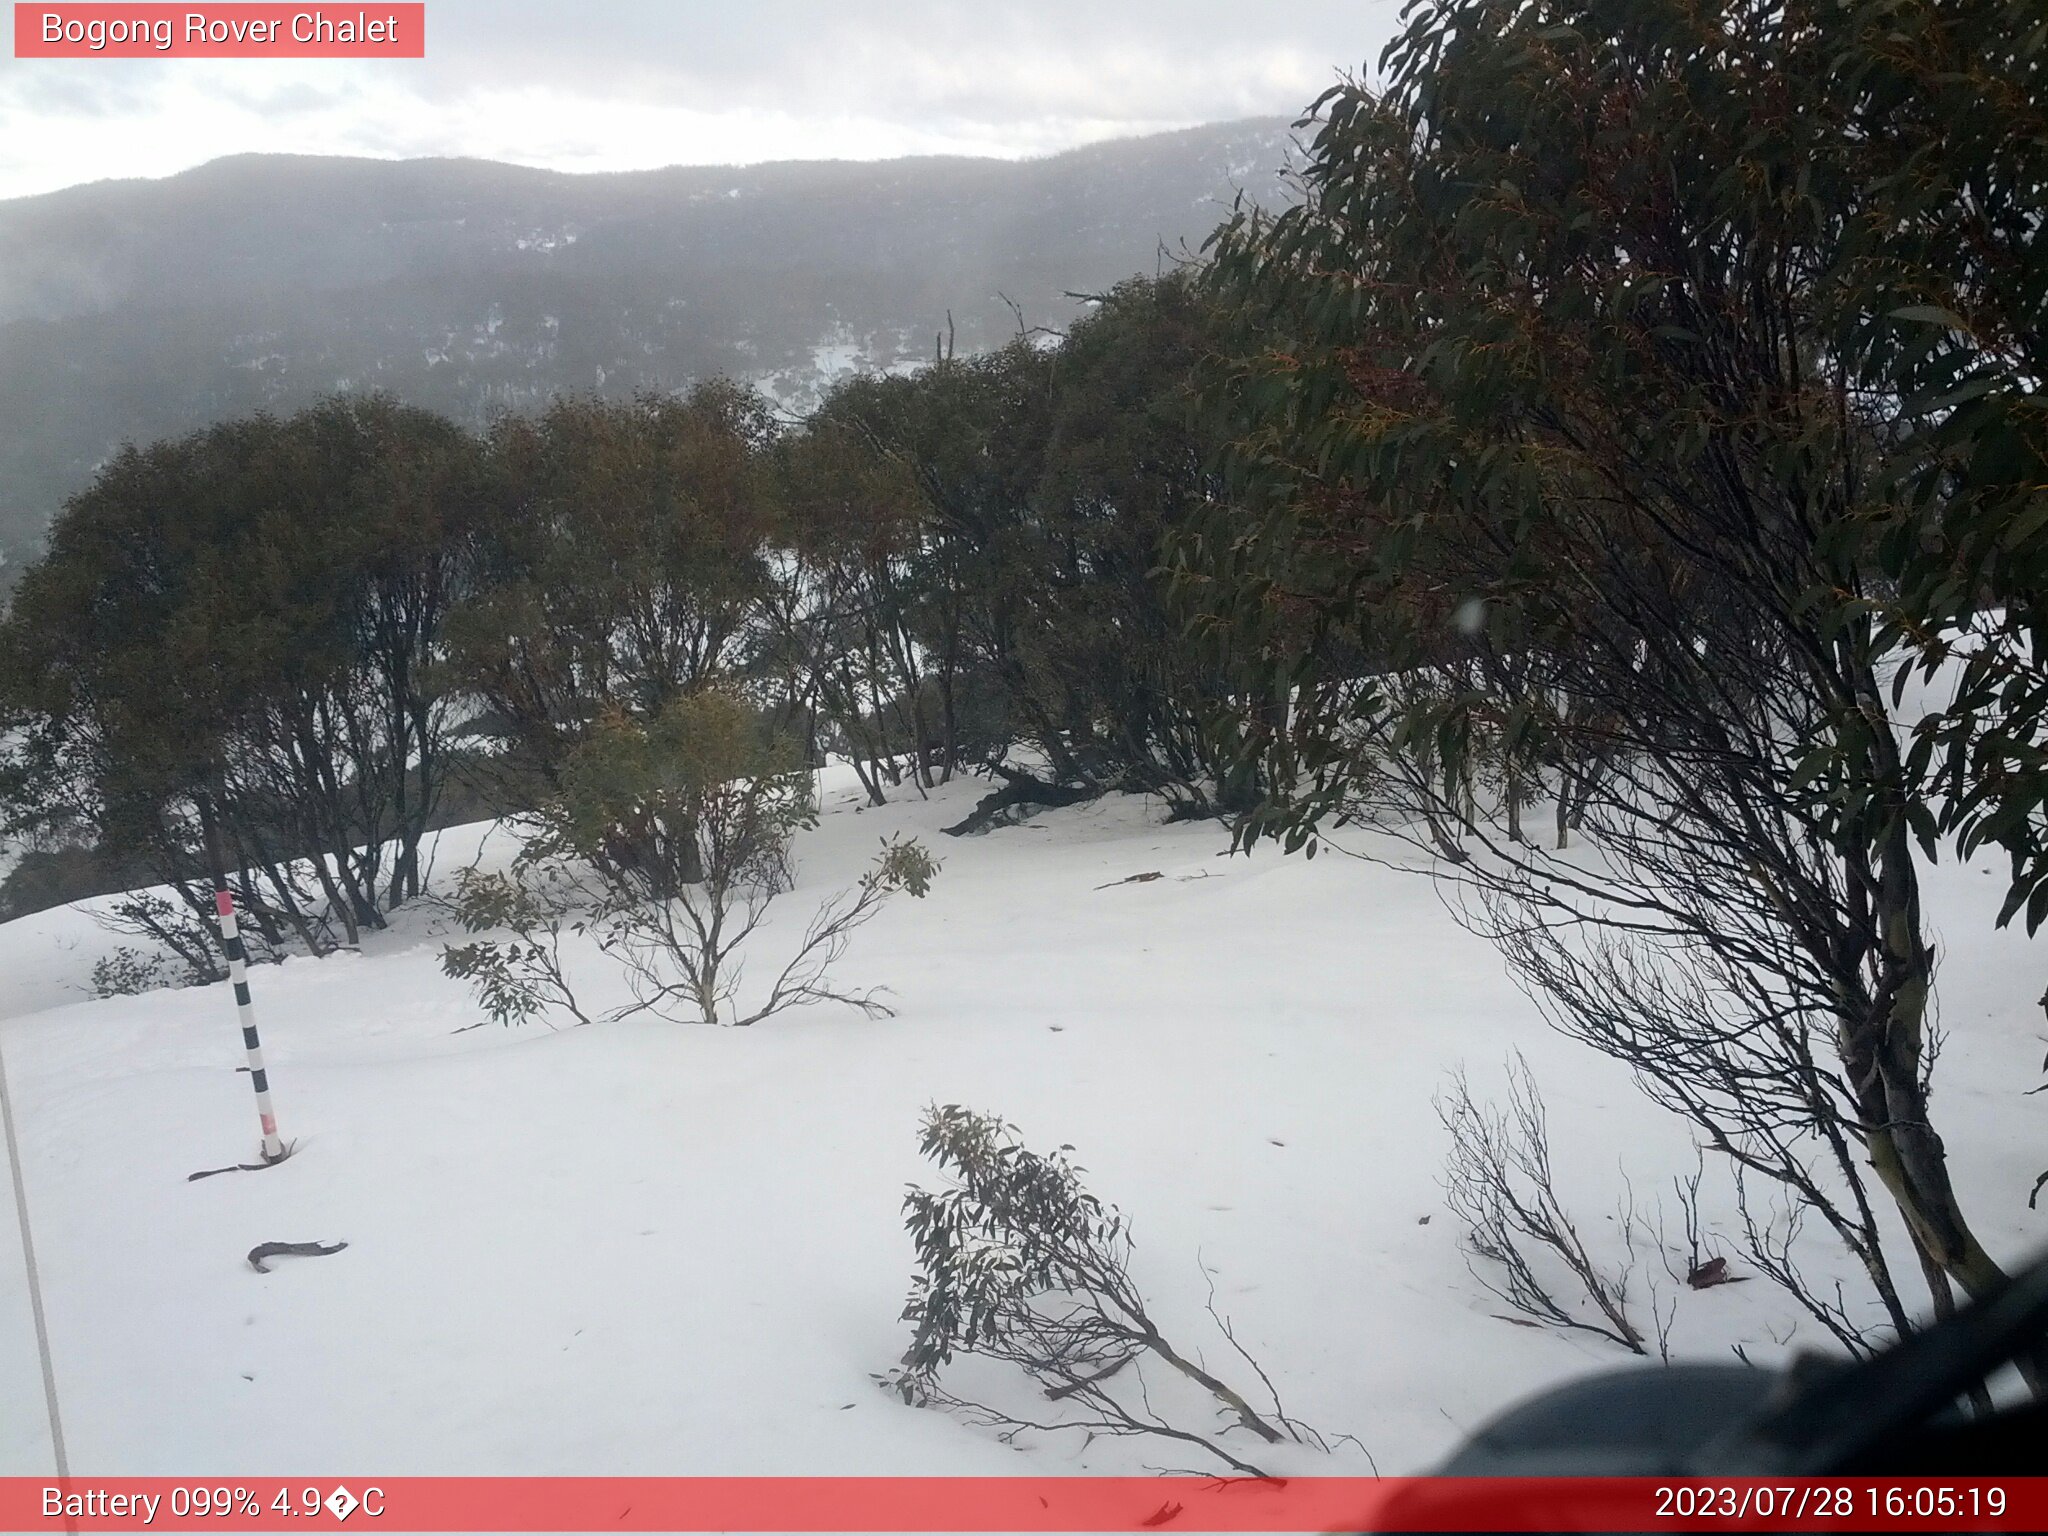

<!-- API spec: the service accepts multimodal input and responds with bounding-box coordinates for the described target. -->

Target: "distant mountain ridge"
[0,118,1299,573]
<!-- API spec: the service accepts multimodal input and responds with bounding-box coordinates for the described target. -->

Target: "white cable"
[0,1018,69,1481]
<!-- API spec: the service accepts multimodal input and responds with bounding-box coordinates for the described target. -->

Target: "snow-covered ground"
[2,766,2044,1476]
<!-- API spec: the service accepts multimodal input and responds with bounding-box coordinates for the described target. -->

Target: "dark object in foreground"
[246,1240,348,1273]
[1369,1251,2048,1529]
[187,1142,296,1181]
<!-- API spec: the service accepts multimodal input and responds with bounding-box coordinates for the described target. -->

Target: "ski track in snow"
[1,765,2044,1475]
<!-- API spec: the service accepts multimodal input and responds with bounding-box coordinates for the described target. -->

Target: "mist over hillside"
[0,118,1297,575]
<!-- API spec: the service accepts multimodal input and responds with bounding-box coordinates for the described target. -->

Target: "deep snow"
[2,766,2044,1477]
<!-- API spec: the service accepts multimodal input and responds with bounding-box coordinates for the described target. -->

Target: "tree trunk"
[1842,810,2046,1392]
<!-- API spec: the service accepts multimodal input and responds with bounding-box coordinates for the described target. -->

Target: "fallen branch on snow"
[247,1240,348,1273]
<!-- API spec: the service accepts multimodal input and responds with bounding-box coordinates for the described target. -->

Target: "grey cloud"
[205,79,354,115]
[0,61,162,119]
[410,1,1400,125]
[0,1,1406,199]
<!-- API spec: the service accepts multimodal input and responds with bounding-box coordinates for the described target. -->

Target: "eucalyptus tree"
[445,380,778,884]
[0,396,479,954]
[1181,0,2044,1346]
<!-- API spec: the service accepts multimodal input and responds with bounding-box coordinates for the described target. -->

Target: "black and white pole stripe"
[215,888,285,1161]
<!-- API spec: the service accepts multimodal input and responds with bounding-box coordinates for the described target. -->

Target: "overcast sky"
[0,2,1405,201]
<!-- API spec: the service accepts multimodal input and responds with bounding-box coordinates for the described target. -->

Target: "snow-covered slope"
[2,767,2043,1476]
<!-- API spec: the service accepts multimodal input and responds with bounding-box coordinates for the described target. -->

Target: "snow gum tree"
[0,397,482,957]
[1177,0,2046,1355]
[444,380,779,870]
[512,687,936,1026]
[793,277,1266,828]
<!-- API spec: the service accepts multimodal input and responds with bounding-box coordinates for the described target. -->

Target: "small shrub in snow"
[543,690,936,1025]
[873,835,939,898]
[1436,1055,1651,1355]
[92,891,233,986]
[439,863,594,1029]
[442,690,939,1028]
[883,1104,1343,1477]
[88,945,174,998]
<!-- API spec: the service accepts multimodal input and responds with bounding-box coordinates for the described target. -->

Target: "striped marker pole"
[215,887,286,1162]
[196,791,286,1164]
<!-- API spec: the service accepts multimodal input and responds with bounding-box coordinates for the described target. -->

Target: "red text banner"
[14,5,424,58]
[1,1477,2045,1532]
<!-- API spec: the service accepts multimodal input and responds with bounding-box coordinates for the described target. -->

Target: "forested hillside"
[0,118,1294,574]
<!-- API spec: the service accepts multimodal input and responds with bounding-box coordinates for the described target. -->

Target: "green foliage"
[893,1104,1127,1384]
[0,841,152,924]
[1181,0,2040,870]
[439,864,594,1030]
[791,274,1257,809]
[437,941,541,1027]
[1179,0,2042,1313]
[763,407,963,801]
[1820,2,2048,929]
[545,688,813,903]
[446,383,776,786]
[1,271,1262,946]
[872,835,939,899]
[885,1104,1330,1476]
[87,946,175,1000]
[0,393,483,948]
[92,891,235,987]
[486,685,932,1027]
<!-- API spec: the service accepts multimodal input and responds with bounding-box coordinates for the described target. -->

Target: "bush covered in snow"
[884,1104,1345,1477]
[87,945,176,999]
[439,861,596,1029]
[442,689,937,1028]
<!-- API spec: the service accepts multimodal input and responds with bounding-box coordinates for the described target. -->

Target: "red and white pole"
[196,790,286,1164]
[214,887,285,1162]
